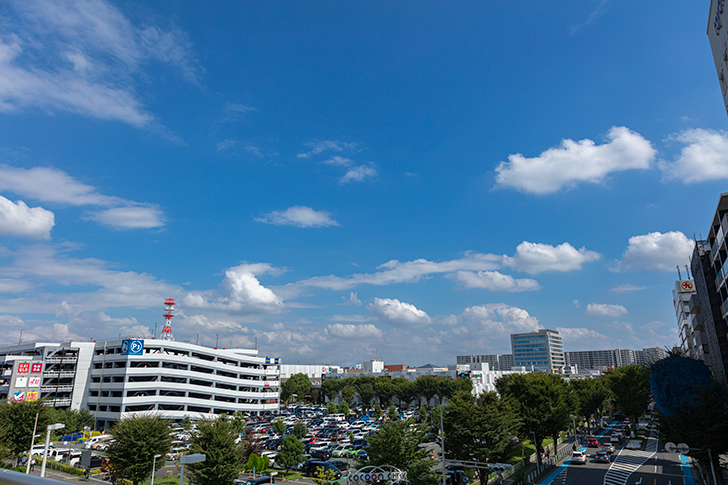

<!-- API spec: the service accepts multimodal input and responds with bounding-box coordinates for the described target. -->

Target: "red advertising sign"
[30,363,43,373]
[17,363,30,373]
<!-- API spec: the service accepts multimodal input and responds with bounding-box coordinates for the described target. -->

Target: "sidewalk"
[502,435,578,485]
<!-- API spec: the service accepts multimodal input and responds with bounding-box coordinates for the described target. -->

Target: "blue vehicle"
[60,432,84,442]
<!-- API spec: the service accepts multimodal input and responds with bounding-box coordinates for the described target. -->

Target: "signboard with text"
[17,363,29,373]
[121,339,144,355]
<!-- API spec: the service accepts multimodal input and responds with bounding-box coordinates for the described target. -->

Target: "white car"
[570,451,586,464]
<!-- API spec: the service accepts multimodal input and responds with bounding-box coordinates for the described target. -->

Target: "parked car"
[59,432,84,442]
[594,451,610,463]
[329,460,349,471]
[587,438,600,447]
[310,448,331,461]
[570,451,586,464]
[241,477,275,485]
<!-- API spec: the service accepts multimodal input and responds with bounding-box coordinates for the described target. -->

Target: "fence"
[0,469,70,485]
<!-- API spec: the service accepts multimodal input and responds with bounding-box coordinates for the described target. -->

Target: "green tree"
[338,401,350,417]
[0,399,51,463]
[312,467,339,485]
[244,454,269,474]
[415,376,439,408]
[341,385,356,405]
[372,401,382,420]
[605,365,651,432]
[374,377,396,406]
[275,436,305,477]
[106,414,172,485]
[272,417,287,436]
[393,378,416,408]
[357,382,375,409]
[570,378,608,434]
[49,408,94,434]
[292,421,308,440]
[281,373,313,403]
[387,404,399,421]
[366,419,437,485]
[326,401,338,415]
[239,427,263,460]
[418,406,428,424]
[187,418,244,485]
[496,373,575,473]
[322,379,341,403]
[444,391,517,485]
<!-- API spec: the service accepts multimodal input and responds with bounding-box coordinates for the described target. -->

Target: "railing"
[45,357,77,364]
[41,385,73,392]
[42,371,76,378]
[0,468,69,485]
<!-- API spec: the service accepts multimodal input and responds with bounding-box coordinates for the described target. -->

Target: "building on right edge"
[510,329,565,373]
[708,0,728,117]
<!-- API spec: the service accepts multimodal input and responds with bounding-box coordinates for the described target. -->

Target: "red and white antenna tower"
[160,298,175,341]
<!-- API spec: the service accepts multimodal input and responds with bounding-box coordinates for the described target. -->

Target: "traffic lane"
[563,450,614,485]
[629,451,685,485]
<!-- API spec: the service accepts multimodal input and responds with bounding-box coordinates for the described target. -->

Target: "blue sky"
[0,0,726,366]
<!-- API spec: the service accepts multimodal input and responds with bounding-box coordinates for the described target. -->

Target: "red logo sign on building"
[17,363,30,373]
[681,281,694,291]
[31,363,43,373]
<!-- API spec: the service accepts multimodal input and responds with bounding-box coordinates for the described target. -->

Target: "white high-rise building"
[510,329,565,373]
[709,0,728,117]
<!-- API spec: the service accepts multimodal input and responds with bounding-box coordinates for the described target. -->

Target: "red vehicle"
[587,438,600,447]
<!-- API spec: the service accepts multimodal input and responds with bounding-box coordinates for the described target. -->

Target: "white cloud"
[660,128,728,183]
[367,298,431,327]
[255,206,339,228]
[322,156,353,167]
[0,196,54,239]
[0,165,165,230]
[613,231,694,272]
[0,278,33,293]
[1,0,199,126]
[340,164,377,184]
[349,292,362,306]
[610,284,649,293]
[495,126,655,194]
[183,263,284,315]
[449,270,540,292]
[297,140,356,159]
[88,206,165,229]
[462,303,539,335]
[585,303,628,317]
[327,323,383,339]
[503,241,601,275]
[555,326,611,349]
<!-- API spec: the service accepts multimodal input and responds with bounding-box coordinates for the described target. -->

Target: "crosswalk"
[602,448,656,485]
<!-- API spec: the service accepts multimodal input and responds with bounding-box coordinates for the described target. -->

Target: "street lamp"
[179,453,206,485]
[439,403,449,485]
[40,423,65,477]
[151,454,162,485]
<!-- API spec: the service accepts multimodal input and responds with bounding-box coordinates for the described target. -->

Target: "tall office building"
[456,353,515,371]
[708,0,728,117]
[510,329,565,373]
[673,278,700,358]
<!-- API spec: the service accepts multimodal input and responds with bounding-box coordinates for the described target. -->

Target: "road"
[539,422,687,485]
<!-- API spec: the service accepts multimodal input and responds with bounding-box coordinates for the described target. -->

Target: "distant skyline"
[0,1,727,366]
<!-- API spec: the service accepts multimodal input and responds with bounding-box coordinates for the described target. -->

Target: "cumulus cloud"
[0,196,55,238]
[613,231,694,272]
[660,128,728,183]
[495,126,655,194]
[183,263,284,315]
[340,164,377,184]
[462,303,539,335]
[2,0,200,126]
[449,270,540,292]
[349,292,362,306]
[502,241,601,275]
[367,298,431,327]
[585,303,628,317]
[610,284,649,293]
[0,165,165,229]
[255,206,339,228]
[555,326,611,349]
[297,140,357,159]
[327,323,383,339]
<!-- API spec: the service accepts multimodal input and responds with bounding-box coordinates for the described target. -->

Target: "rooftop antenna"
[685,264,690,279]
[677,265,682,280]
[160,298,175,341]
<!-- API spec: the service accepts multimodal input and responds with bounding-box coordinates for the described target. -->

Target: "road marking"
[679,453,695,485]
[602,448,655,485]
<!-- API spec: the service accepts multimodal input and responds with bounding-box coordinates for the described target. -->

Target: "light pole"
[151,454,162,485]
[179,453,206,485]
[40,423,65,477]
[25,413,39,474]
[439,403,448,485]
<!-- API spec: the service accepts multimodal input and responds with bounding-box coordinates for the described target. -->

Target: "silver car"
[571,451,586,464]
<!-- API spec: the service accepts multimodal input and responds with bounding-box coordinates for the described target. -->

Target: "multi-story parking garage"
[88,339,280,428]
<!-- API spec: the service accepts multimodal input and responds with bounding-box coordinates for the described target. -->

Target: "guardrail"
[0,468,69,485]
